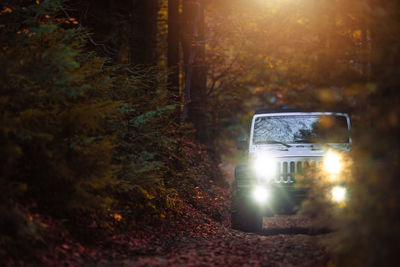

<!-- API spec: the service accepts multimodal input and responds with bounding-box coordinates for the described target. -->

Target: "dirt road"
[115,215,330,267]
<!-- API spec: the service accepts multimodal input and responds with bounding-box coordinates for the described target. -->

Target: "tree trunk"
[182,0,208,144]
[168,0,180,103]
[131,0,158,65]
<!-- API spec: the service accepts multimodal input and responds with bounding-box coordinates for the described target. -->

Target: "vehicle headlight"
[323,150,342,175]
[253,153,277,180]
[252,186,270,204]
[331,185,346,203]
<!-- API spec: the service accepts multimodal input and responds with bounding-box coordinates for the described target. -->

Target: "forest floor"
[80,163,331,267]
[102,215,331,267]
[12,163,332,266]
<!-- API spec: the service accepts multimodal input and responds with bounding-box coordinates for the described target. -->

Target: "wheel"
[231,193,263,233]
[231,209,262,233]
[265,209,275,217]
[281,203,299,215]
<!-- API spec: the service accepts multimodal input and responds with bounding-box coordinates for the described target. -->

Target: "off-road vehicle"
[231,109,351,232]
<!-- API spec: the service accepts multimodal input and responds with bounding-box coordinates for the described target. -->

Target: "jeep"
[231,109,351,232]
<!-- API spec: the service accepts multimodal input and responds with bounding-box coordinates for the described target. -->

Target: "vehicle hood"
[249,143,350,158]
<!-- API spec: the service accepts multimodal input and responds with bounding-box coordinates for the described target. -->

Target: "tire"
[282,203,298,215]
[265,209,275,217]
[231,193,263,233]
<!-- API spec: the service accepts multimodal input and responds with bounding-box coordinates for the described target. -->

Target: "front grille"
[235,157,323,189]
[274,159,323,183]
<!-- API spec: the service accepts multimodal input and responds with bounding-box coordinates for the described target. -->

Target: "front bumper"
[235,184,309,215]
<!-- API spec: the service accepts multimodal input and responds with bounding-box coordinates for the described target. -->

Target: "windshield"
[253,114,350,144]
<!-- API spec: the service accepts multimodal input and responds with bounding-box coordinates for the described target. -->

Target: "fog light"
[331,186,346,203]
[252,186,269,204]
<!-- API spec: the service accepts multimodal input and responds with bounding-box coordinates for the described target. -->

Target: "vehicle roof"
[254,108,349,115]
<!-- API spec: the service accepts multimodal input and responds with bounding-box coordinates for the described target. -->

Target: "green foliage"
[0,0,188,232]
[109,65,213,217]
[0,1,118,214]
[1,0,220,234]
[0,0,227,264]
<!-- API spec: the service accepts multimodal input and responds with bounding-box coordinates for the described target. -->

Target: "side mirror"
[237,137,248,150]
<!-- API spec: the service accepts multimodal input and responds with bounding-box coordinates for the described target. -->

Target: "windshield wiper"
[294,139,312,143]
[264,140,292,148]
